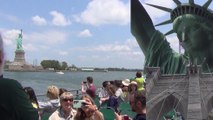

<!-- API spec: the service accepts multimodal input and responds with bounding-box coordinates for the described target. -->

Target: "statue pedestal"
[14,50,25,65]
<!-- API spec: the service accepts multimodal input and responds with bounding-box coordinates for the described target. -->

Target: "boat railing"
[37,87,102,101]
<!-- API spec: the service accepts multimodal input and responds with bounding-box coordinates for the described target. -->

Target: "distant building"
[47,68,55,71]
[68,67,78,71]
[81,68,94,72]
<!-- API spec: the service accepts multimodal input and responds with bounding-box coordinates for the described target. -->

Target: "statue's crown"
[171,4,213,21]
[146,0,213,35]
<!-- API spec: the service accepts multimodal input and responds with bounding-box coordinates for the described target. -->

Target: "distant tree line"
[107,67,143,71]
[5,59,142,71]
[40,60,68,70]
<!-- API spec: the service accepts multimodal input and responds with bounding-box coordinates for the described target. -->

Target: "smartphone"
[73,100,86,109]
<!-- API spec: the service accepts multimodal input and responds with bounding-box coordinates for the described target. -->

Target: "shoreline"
[4,69,143,72]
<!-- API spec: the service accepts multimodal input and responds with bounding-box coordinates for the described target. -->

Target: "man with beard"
[129,91,146,120]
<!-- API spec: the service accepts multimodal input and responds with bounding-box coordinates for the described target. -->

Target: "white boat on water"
[56,71,64,74]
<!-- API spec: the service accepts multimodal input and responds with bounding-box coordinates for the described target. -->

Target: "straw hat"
[122,79,130,86]
[130,81,137,86]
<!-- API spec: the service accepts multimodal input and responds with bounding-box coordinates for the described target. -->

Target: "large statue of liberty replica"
[131,0,213,74]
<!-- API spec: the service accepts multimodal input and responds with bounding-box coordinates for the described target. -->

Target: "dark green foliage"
[40,60,68,70]
[61,61,68,70]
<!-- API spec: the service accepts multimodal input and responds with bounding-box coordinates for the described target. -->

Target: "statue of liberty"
[131,0,213,74]
[16,29,23,51]
[14,29,26,64]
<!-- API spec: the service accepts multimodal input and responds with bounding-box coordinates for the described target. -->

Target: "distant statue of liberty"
[131,0,213,74]
[16,29,23,51]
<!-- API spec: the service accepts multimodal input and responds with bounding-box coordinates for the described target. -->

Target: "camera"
[73,100,87,108]
[83,81,87,84]
[81,102,88,108]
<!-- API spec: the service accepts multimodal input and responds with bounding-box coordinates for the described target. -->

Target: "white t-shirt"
[98,88,109,98]
[115,88,123,97]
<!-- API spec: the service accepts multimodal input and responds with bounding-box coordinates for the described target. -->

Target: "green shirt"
[0,77,39,120]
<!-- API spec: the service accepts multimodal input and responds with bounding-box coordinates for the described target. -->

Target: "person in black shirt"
[0,34,39,120]
[129,91,146,120]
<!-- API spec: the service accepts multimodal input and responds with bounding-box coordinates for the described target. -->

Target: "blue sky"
[0,0,210,69]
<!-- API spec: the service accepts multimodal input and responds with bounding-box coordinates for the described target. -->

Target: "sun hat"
[122,79,130,86]
[129,81,137,86]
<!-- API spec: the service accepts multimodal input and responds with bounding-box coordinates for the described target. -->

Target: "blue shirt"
[107,95,119,112]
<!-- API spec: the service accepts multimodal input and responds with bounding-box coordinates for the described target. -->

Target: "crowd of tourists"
[0,34,146,120]
[23,72,146,120]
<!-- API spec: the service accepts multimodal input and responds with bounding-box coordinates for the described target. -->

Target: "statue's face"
[174,15,213,53]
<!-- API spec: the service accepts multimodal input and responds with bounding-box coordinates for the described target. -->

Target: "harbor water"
[4,71,136,98]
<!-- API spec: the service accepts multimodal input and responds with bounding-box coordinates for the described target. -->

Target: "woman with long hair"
[24,87,41,120]
[24,87,39,109]
[128,81,138,101]
[106,85,119,113]
[74,94,103,120]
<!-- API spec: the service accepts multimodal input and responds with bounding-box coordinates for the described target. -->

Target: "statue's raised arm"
[131,0,181,74]
[131,0,156,54]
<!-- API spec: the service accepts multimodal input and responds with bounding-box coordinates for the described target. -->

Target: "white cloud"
[118,51,143,61]
[39,45,50,50]
[78,55,87,61]
[23,43,38,51]
[0,13,20,23]
[166,35,183,53]
[74,39,142,60]
[25,30,68,44]
[125,39,140,48]
[91,39,144,62]
[75,0,129,26]
[74,42,144,68]
[0,29,19,46]
[93,44,131,52]
[91,55,99,59]
[32,15,47,26]
[50,11,71,26]
[73,39,142,56]
[132,51,143,56]
[7,15,20,23]
[78,29,92,37]
[141,0,175,23]
[58,51,68,56]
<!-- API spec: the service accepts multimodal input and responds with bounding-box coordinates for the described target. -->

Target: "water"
[4,71,136,96]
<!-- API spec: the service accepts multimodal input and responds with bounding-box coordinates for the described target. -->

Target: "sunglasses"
[63,98,73,102]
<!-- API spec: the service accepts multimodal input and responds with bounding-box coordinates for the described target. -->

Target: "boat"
[56,71,64,74]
